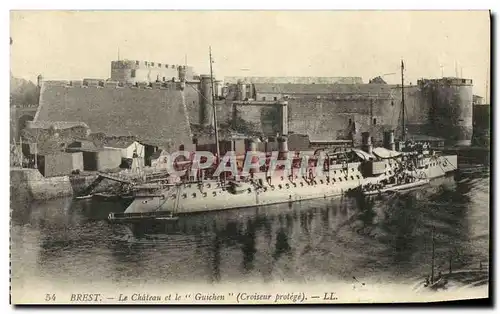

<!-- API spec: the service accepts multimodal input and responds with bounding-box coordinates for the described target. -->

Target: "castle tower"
[178,66,187,82]
[199,74,213,126]
[420,78,473,146]
[37,74,43,88]
[237,80,247,101]
[110,60,188,84]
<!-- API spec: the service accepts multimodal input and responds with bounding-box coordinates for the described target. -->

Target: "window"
[262,96,266,101]
[158,63,162,67]
[162,77,166,81]
[338,178,342,182]
[348,118,352,125]
[391,100,394,106]
[136,61,139,65]
[192,193,196,198]
[171,65,175,69]
[373,118,377,125]
[151,62,155,66]
[144,61,148,66]
[351,176,354,180]
[274,97,278,101]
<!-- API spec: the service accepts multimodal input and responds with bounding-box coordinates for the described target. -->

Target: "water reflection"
[10,176,490,285]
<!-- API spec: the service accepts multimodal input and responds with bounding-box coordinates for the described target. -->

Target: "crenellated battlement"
[43,79,194,90]
[418,77,473,86]
[110,59,197,84]
[111,59,190,71]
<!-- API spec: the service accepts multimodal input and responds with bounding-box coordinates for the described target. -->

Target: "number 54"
[45,294,56,301]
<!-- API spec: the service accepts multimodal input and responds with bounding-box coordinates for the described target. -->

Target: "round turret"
[420,78,473,146]
[37,74,43,88]
[199,74,213,126]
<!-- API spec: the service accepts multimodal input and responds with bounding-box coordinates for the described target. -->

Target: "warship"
[108,133,457,223]
[107,59,458,223]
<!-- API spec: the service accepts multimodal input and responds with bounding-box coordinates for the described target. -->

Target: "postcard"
[9,10,491,305]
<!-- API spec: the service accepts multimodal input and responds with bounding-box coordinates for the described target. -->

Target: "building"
[111,60,196,84]
[37,152,84,177]
[104,139,145,159]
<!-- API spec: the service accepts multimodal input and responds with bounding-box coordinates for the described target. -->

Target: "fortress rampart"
[28,58,475,149]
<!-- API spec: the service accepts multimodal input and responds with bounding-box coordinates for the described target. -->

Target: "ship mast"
[430,226,435,284]
[209,46,221,162]
[401,60,406,142]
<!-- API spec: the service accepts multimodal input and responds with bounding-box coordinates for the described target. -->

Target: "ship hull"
[122,155,457,215]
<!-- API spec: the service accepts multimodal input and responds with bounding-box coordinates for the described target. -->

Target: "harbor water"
[10,175,489,295]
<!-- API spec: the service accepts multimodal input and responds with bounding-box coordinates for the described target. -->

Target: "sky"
[10,10,491,100]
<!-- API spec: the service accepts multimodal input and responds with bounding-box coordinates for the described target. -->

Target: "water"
[10,175,490,296]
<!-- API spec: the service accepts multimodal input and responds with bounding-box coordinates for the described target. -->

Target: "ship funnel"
[278,135,289,160]
[248,138,258,152]
[239,82,247,101]
[383,130,395,151]
[361,132,373,155]
[278,135,289,152]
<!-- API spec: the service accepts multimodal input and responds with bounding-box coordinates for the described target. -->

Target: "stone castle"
[13,59,474,152]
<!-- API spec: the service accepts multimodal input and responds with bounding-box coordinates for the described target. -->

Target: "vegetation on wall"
[10,75,39,106]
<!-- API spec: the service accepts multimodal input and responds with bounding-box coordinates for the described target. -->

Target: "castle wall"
[36,81,193,151]
[230,83,431,142]
[224,76,364,84]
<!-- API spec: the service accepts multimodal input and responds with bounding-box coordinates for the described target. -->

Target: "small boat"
[93,192,134,202]
[108,211,178,224]
[362,178,429,196]
[75,194,93,200]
